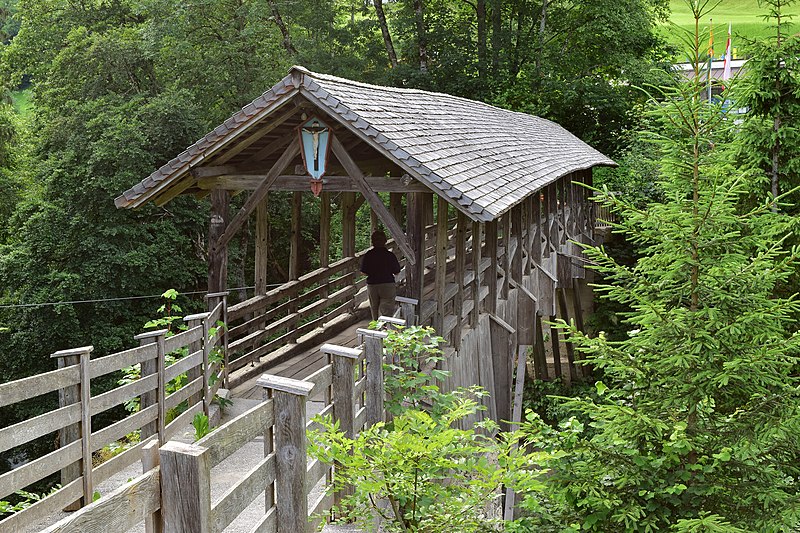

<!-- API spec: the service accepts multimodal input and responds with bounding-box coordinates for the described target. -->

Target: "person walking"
[360,230,401,320]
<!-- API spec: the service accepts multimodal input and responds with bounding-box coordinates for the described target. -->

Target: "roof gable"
[116,66,615,221]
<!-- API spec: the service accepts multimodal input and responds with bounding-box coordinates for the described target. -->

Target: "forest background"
[0,0,782,482]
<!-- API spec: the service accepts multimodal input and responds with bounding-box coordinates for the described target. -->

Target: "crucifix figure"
[302,120,327,173]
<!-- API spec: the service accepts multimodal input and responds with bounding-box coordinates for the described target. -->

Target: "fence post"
[256,374,314,533]
[142,439,162,533]
[323,343,361,510]
[159,441,211,533]
[135,329,168,444]
[206,291,229,388]
[51,346,93,509]
[395,296,418,326]
[184,313,207,409]
[356,329,387,428]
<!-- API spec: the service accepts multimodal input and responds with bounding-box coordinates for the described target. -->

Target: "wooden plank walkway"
[229,319,370,400]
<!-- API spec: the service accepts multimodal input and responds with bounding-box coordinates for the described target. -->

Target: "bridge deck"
[229,318,370,400]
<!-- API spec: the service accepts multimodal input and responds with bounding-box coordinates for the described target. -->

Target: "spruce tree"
[521,2,800,530]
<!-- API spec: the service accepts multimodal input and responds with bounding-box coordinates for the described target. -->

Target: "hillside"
[661,0,800,56]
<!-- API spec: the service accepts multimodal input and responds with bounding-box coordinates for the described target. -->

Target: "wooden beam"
[213,104,300,165]
[502,212,510,298]
[435,197,448,335]
[289,192,302,280]
[255,195,269,294]
[470,222,483,327]
[486,220,498,314]
[341,193,356,257]
[319,192,330,268]
[214,142,300,252]
[196,174,429,193]
[208,189,230,294]
[512,205,523,284]
[331,136,415,264]
[407,193,425,305]
[454,212,466,349]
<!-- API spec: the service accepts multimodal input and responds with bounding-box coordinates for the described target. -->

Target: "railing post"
[135,329,168,444]
[323,344,361,511]
[256,374,314,533]
[206,291,229,388]
[184,313,207,409]
[395,296,418,326]
[51,346,93,510]
[159,441,211,533]
[357,329,387,427]
[201,314,213,417]
[142,439,162,533]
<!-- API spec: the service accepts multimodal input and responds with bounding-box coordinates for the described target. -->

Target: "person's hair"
[371,230,387,247]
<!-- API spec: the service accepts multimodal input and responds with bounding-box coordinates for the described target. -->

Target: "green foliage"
[0,486,60,517]
[192,412,210,441]
[309,396,523,533]
[525,3,800,530]
[381,325,452,417]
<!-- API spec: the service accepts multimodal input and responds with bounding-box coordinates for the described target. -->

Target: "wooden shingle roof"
[116,66,615,221]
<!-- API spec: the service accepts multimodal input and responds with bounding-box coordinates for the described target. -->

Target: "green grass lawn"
[10,88,32,117]
[661,0,800,57]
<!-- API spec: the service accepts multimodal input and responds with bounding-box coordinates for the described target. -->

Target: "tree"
[519,3,800,530]
[736,0,800,211]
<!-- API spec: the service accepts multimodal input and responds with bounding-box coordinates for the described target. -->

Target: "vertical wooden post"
[512,205,523,284]
[486,220,498,314]
[558,288,579,382]
[470,222,483,327]
[263,389,275,513]
[142,439,162,533]
[256,375,315,533]
[319,192,330,269]
[51,346,93,510]
[489,316,513,431]
[160,441,211,533]
[184,315,205,406]
[255,195,269,294]
[289,191,302,280]
[434,197,448,335]
[341,192,356,258]
[208,189,230,294]
[134,330,167,441]
[326,344,360,507]
[524,197,533,276]
[549,315,565,382]
[534,314,551,381]
[206,291,229,388]
[389,193,404,228]
[504,345,529,522]
[501,212,511,298]
[407,192,425,307]
[201,314,212,417]
[396,296,418,326]
[359,329,387,427]
[54,350,82,510]
[454,212,466,349]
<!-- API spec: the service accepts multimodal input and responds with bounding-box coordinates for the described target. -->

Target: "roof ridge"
[292,65,537,121]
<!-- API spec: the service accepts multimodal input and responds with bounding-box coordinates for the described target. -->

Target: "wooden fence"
[0,299,226,532]
[34,329,390,533]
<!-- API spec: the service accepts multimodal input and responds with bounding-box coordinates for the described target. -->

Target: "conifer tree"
[521,2,800,530]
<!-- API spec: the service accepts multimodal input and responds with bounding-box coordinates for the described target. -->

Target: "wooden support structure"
[160,441,211,533]
[407,192,425,306]
[208,189,230,294]
[434,197,448,335]
[289,191,302,280]
[255,195,269,294]
[256,375,314,533]
[341,192,356,258]
[319,192,330,268]
[454,212,466,349]
[558,287,579,382]
[470,222,483,327]
[486,221,498,314]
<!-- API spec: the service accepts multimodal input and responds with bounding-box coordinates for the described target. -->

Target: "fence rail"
[33,326,391,533]
[0,299,226,532]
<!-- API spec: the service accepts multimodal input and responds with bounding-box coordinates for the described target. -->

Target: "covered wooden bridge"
[116,65,615,423]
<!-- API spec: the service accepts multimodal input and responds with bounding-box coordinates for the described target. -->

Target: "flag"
[722,23,732,81]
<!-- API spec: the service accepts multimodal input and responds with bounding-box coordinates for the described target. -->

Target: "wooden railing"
[37,329,390,533]
[0,300,225,532]
[226,252,371,373]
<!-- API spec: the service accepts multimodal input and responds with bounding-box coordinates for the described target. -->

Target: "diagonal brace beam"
[331,136,415,265]
[213,142,300,252]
